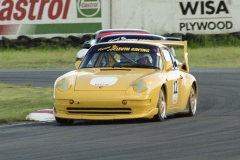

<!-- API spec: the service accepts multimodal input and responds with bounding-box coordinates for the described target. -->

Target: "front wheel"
[187,85,197,116]
[153,88,166,121]
[55,117,74,125]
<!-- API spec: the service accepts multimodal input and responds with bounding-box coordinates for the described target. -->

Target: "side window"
[100,56,107,66]
[162,48,173,63]
[96,54,107,67]
[84,53,100,67]
[162,48,176,70]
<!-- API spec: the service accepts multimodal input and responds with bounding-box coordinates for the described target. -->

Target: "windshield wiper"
[112,63,122,68]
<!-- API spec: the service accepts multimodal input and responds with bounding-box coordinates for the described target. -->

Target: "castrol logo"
[0,0,70,21]
[77,0,101,18]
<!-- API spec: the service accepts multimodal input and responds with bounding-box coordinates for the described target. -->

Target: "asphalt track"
[0,68,240,160]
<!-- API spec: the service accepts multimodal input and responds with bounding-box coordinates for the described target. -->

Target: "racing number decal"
[173,79,178,104]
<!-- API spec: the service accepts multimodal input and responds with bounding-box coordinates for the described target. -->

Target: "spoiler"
[144,40,187,54]
[144,40,189,73]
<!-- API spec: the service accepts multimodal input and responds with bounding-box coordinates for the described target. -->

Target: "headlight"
[130,78,152,94]
[55,78,73,92]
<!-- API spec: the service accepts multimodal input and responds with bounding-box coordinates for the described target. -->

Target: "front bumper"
[54,91,158,120]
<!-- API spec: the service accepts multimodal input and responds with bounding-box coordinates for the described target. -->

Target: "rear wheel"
[187,85,197,116]
[153,88,166,121]
[55,117,74,125]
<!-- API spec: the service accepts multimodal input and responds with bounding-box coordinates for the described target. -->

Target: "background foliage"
[1,33,240,50]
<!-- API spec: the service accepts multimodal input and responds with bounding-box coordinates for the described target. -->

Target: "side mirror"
[75,60,82,69]
[163,61,173,72]
[82,42,91,49]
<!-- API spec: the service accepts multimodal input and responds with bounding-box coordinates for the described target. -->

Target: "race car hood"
[74,68,155,91]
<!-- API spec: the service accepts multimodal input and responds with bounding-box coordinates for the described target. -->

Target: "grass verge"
[0,83,53,123]
[175,46,240,68]
[1,46,240,69]
[0,47,79,69]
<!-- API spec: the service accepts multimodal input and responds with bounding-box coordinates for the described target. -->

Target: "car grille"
[66,107,132,114]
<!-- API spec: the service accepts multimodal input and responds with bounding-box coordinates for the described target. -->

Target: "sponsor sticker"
[90,77,118,86]
[98,45,150,52]
[173,79,178,104]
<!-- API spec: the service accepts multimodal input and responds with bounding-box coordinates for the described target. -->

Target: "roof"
[95,29,150,34]
[95,29,150,40]
[99,34,165,43]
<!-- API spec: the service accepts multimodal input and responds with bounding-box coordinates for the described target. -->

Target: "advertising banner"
[0,0,110,39]
[0,0,239,39]
[111,0,239,35]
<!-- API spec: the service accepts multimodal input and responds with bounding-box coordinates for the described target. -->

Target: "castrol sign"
[0,0,70,21]
[0,0,106,38]
[77,0,101,18]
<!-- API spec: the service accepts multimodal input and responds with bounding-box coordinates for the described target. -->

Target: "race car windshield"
[80,43,162,69]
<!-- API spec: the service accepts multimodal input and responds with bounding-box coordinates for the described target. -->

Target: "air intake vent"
[67,107,132,114]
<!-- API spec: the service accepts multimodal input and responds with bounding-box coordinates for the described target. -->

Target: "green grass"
[172,46,240,68]
[0,83,53,123]
[187,47,240,68]
[1,45,240,69]
[0,47,80,69]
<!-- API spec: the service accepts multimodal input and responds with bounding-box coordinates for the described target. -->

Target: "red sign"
[0,0,70,21]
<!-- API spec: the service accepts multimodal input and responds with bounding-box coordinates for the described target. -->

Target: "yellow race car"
[53,40,198,125]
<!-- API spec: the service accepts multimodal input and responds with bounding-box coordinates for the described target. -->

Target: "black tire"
[55,117,74,125]
[187,85,197,116]
[153,88,166,121]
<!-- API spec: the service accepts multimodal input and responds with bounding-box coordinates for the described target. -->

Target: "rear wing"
[144,40,189,73]
[148,40,187,53]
